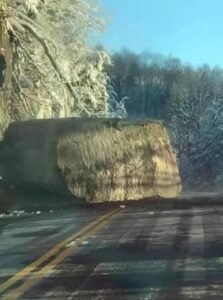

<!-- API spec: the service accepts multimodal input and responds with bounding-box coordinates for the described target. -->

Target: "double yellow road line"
[0,208,123,300]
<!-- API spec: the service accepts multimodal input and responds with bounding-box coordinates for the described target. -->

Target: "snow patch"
[0,210,44,219]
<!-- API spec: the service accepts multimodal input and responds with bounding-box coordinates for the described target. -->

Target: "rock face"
[0,118,181,204]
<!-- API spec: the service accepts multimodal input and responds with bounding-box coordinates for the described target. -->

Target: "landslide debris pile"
[0,118,181,206]
[57,120,181,202]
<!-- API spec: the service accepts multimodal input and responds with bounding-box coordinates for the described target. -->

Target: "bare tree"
[0,0,111,136]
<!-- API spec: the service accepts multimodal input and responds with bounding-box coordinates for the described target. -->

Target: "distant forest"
[108,49,223,190]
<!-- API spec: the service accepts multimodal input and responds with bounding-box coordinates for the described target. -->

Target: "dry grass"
[57,121,182,203]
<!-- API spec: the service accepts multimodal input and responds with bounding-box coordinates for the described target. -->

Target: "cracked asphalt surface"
[1,203,223,299]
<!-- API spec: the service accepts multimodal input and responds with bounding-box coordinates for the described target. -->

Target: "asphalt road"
[1,203,223,299]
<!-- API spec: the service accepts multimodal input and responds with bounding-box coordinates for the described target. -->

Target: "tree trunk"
[0,6,13,137]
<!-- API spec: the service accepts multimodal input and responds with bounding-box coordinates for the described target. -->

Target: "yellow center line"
[0,208,122,298]
[3,207,123,300]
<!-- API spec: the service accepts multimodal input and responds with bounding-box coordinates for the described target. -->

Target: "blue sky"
[99,0,223,67]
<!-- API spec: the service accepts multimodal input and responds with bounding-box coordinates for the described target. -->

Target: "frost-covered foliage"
[109,49,223,189]
[109,96,128,119]
[108,83,128,118]
[0,0,111,135]
[190,96,223,187]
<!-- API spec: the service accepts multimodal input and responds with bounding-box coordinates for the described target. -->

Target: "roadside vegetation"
[0,0,118,136]
[108,50,223,189]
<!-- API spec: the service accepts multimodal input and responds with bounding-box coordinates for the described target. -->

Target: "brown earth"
[0,118,181,208]
[58,120,181,203]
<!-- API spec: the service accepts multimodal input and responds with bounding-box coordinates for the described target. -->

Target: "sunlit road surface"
[1,203,223,299]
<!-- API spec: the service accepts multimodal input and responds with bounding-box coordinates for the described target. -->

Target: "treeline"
[108,49,223,189]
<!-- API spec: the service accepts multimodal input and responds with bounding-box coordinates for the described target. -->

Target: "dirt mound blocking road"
[0,118,181,208]
[58,120,181,203]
